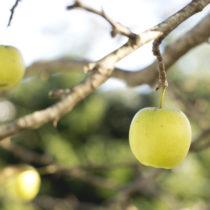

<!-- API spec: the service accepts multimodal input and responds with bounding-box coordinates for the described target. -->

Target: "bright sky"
[0,0,192,66]
[0,0,208,90]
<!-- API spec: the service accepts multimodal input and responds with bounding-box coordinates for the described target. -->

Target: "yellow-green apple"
[0,45,25,89]
[129,107,191,169]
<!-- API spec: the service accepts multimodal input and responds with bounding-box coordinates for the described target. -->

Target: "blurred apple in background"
[0,165,41,201]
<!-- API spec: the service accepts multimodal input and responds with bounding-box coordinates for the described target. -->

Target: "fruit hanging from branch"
[129,38,192,169]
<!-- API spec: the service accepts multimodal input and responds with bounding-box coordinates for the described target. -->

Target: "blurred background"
[0,0,210,209]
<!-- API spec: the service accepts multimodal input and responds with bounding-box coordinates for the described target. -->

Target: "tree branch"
[38,164,119,190]
[0,0,209,140]
[0,139,138,189]
[26,13,210,86]
[0,138,138,170]
[113,13,210,86]
[0,138,53,165]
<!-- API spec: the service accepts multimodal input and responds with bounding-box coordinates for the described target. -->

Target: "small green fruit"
[15,166,41,201]
[0,165,41,201]
[0,45,25,89]
[129,107,191,169]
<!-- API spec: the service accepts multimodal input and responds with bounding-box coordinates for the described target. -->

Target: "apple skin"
[129,107,192,169]
[0,45,25,90]
[0,165,41,201]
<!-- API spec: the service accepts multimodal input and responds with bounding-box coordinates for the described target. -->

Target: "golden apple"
[129,107,191,169]
[0,165,41,201]
[0,45,25,89]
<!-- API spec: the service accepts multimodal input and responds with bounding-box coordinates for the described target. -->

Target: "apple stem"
[160,87,166,108]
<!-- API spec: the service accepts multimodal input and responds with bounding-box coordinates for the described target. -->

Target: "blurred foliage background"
[0,0,210,210]
[0,42,210,210]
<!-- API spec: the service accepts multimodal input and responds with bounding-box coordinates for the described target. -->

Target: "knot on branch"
[193,2,204,12]
[84,62,114,76]
[49,89,72,99]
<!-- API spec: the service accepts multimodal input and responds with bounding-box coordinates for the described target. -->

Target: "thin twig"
[66,0,138,39]
[8,0,21,27]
